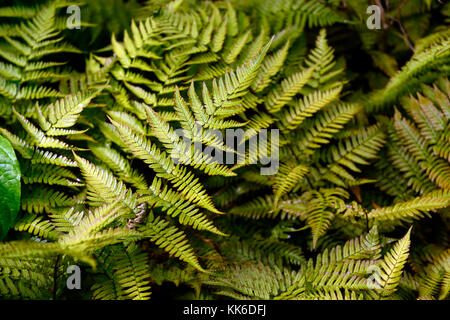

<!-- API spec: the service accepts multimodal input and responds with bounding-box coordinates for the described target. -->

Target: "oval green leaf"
[0,134,21,240]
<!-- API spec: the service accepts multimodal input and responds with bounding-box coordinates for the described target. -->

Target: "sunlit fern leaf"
[143,103,237,177]
[252,40,290,92]
[368,190,450,226]
[279,85,342,131]
[273,163,309,207]
[138,177,226,236]
[63,202,131,240]
[393,110,450,190]
[0,0,448,302]
[21,187,76,215]
[294,103,361,154]
[139,213,205,272]
[21,162,83,187]
[319,125,386,186]
[303,29,344,91]
[13,214,59,240]
[0,5,39,19]
[109,243,152,300]
[0,127,77,167]
[314,226,381,266]
[376,228,412,298]
[198,39,272,122]
[266,67,314,114]
[40,90,101,132]
[73,153,137,211]
[12,108,83,150]
[222,30,251,65]
[367,37,450,111]
[89,142,148,189]
[175,84,237,154]
[302,188,349,248]
[48,206,85,234]
[109,119,221,214]
[0,241,63,259]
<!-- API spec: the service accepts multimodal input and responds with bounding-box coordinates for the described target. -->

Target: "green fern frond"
[369,190,450,226]
[73,153,137,211]
[376,228,412,298]
[109,243,152,300]
[21,187,76,215]
[13,214,59,240]
[139,213,205,272]
[273,163,309,207]
[109,119,220,214]
[138,177,226,236]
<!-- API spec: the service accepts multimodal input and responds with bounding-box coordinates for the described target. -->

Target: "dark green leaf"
[0,134,21,240]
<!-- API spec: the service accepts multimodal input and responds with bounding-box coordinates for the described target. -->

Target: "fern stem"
[52,254,61,300]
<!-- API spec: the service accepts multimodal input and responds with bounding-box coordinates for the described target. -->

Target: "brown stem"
[52,255,61,300]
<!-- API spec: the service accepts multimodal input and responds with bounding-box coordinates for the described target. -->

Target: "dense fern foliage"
[0,0,448,300]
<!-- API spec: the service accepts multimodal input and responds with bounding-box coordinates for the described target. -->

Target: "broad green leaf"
[0,134,21,240]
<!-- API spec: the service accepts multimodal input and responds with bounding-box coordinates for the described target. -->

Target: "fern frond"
[13,214,59,240]
[279,85,342,131]
[138,177,226,236]
[139,213,205,272]
[377,228,412,298]
[266,68,314,114]
[273,163,309,207]
[110,119,220,214]
[110,243,152,300]
[73,153,137,211]
[21,187,75,215]
[368,38,450,111]
[369,190,450,226]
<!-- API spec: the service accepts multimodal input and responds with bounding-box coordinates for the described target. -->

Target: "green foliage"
[0,0,448,301]
[0,135,21,240]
